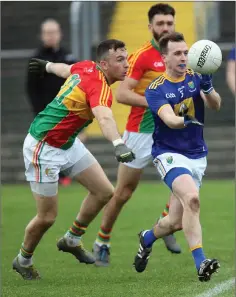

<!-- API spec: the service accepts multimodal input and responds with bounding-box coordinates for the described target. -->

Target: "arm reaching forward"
[92,106,135,162]
[28,58,73,79]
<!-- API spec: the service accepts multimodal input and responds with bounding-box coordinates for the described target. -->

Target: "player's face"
[41,22,62,48]
[148,14,175,41]
[102,48,129,83]
[163,41,188,76]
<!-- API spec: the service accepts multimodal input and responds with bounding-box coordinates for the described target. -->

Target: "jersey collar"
[151,38,160,52]
[163,72,186,83]
[96,64,110,85]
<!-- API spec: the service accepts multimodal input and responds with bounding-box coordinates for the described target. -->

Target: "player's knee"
[37,212,57,228]
[184,193,200,212]
[114,184,136,204]
[168,217,182,231]
[96,186,114,204]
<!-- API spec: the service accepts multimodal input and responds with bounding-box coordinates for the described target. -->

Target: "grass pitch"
[2,180,234,297]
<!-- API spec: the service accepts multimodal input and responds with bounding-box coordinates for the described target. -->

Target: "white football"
[188,40,222,74]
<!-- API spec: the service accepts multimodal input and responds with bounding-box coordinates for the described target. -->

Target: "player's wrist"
[202,86,214,95]
[45,62,53,73]
[112,138,124,147]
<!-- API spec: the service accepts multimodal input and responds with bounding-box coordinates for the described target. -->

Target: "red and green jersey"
[126,39,165,133]
[29,61,112,149]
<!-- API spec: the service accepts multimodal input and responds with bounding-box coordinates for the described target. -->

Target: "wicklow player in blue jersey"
[133,32,221,282]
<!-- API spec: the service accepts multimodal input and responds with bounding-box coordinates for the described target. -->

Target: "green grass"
[2,180,235,297]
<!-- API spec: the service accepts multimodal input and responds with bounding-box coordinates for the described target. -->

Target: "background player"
[13,39,135,280]
[133,32,221,282]
[226,46,235,95]
[93,3,181,267]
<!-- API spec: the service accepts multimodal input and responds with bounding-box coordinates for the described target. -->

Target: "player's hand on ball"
[184,115,204,127]
[200,74,214,94]
[28,58,48,77]
[114,144,135,163]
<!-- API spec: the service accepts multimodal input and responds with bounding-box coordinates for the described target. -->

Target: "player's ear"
[161,54,167,63]
[100,60,108,71]
[148,23,152,33]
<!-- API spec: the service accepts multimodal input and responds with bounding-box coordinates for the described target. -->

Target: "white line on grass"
[195,278,235,297]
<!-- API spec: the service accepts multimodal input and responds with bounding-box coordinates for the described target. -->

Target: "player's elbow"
[214,101,221,111]
[97,114,112,127]
[116,90,125,103]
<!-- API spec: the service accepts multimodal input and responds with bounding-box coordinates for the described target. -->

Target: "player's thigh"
[115,163,143,194]
[23,134,67,184]
[31,184,58,219]
[72,156,114,197]
[153,152,193,188]
[191,157,207,188]
[123,130,153,165]
[172,174,199,208]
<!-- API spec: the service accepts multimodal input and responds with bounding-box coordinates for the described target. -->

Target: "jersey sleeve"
[70,62,81,74]
[127,52,145,81]
[145,85,169,116]
[88,79,113,108]
[228,47,236,61]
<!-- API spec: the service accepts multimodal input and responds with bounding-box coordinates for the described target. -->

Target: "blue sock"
[191,246,206,270]
[143,229,157,248]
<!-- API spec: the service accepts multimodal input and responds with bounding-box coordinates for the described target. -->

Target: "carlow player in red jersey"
[93,4,182,266]
[12,39,135,280]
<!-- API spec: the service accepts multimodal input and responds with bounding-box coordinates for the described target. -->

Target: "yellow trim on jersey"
[149,76,166,89]
[163,72,186,83]
[101,84,110,106]
[128,42,152,76]
[99,79,107,105]
[157,104,170,116]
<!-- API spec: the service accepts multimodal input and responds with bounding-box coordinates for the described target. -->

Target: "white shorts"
[23,133,96,183]
[153,152,207,188]
[122,131,153,169]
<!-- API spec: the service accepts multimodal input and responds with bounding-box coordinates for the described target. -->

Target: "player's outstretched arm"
[29,58,72,79]
[46,62,72,79]
[200,74,221,111]
[92,106,135,163]
[200,90,221,111]
[116,77,148,107]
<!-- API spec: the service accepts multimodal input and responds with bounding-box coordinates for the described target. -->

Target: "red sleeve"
[70,62,80,74]
[88,79,113,108]
[127,52,145,81]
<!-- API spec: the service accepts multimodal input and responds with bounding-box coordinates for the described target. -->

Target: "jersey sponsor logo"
[188,81,197,92]
[174,97,195,118]
[197,45,211,68]
[154,61,164,68]
[85,67,93,73]
[166,93,176,98]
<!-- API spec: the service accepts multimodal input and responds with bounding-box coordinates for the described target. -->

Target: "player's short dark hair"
[148,3,175,23]
[96,39,126,62]
[159,32,185,54]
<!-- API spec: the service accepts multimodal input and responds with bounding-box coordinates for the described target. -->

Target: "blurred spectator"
[226,47,235,95]
[26,18,82,186]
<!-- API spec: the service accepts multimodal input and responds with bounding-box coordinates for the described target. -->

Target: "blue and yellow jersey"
[145,69,208,159]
